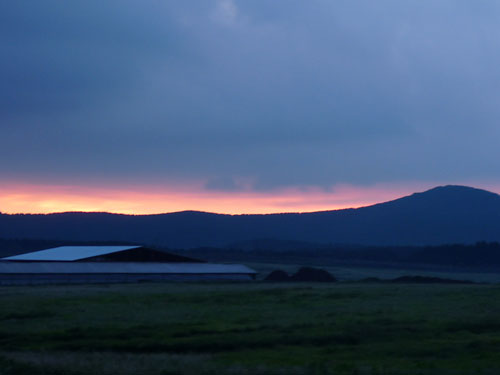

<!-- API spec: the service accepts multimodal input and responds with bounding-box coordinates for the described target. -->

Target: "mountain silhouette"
[1,185,500,248]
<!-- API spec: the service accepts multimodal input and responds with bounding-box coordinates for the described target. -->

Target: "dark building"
[0,246,257,285]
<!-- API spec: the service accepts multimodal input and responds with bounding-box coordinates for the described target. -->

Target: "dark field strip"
[1,283,500,374]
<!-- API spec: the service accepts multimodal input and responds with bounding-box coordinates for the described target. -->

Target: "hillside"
[1,185,500,248]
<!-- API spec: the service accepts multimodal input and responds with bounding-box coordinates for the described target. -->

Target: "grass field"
[1,282,500,374]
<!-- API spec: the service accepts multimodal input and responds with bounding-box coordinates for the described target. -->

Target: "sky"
[1,1,500,214]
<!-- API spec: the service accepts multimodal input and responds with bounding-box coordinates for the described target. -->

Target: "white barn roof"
[0,262,256,275]
[2,246,141,262]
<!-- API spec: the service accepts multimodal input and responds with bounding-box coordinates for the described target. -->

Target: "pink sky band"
[1,181,487,215]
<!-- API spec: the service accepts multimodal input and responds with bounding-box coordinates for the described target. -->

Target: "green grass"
[1,282,500,374]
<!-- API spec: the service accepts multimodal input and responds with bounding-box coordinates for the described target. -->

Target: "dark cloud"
[1,1,500,190]
[0,1,191,118]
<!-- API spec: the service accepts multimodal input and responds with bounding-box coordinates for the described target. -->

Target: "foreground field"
[1,282,500,374]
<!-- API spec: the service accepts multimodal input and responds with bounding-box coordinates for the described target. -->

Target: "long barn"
[0,246,256,285]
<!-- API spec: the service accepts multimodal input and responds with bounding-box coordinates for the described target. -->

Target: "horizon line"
[0,184,496,216]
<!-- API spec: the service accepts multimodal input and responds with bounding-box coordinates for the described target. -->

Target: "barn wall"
[0,273,254,285]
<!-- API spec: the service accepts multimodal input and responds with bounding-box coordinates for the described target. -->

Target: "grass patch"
[1,283,500,374]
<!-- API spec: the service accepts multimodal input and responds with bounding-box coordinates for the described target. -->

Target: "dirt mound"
[264,270,291,282]
[290,267,337,282]
[390,275,474,284]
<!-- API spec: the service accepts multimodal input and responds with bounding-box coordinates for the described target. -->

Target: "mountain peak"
[425,185,496,194]
[412,185,500,200]
[372,185,500,215]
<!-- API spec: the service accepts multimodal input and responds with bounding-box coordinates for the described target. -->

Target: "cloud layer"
[1,0,500,195]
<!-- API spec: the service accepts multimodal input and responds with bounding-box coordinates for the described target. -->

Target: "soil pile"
[290,267,337,282]
[264,270,291,282]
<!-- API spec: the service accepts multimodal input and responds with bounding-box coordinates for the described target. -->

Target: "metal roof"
[0,262,256,274]
[2,246,141,262]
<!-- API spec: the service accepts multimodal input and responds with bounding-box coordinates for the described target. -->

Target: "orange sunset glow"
[0,182,442,215]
